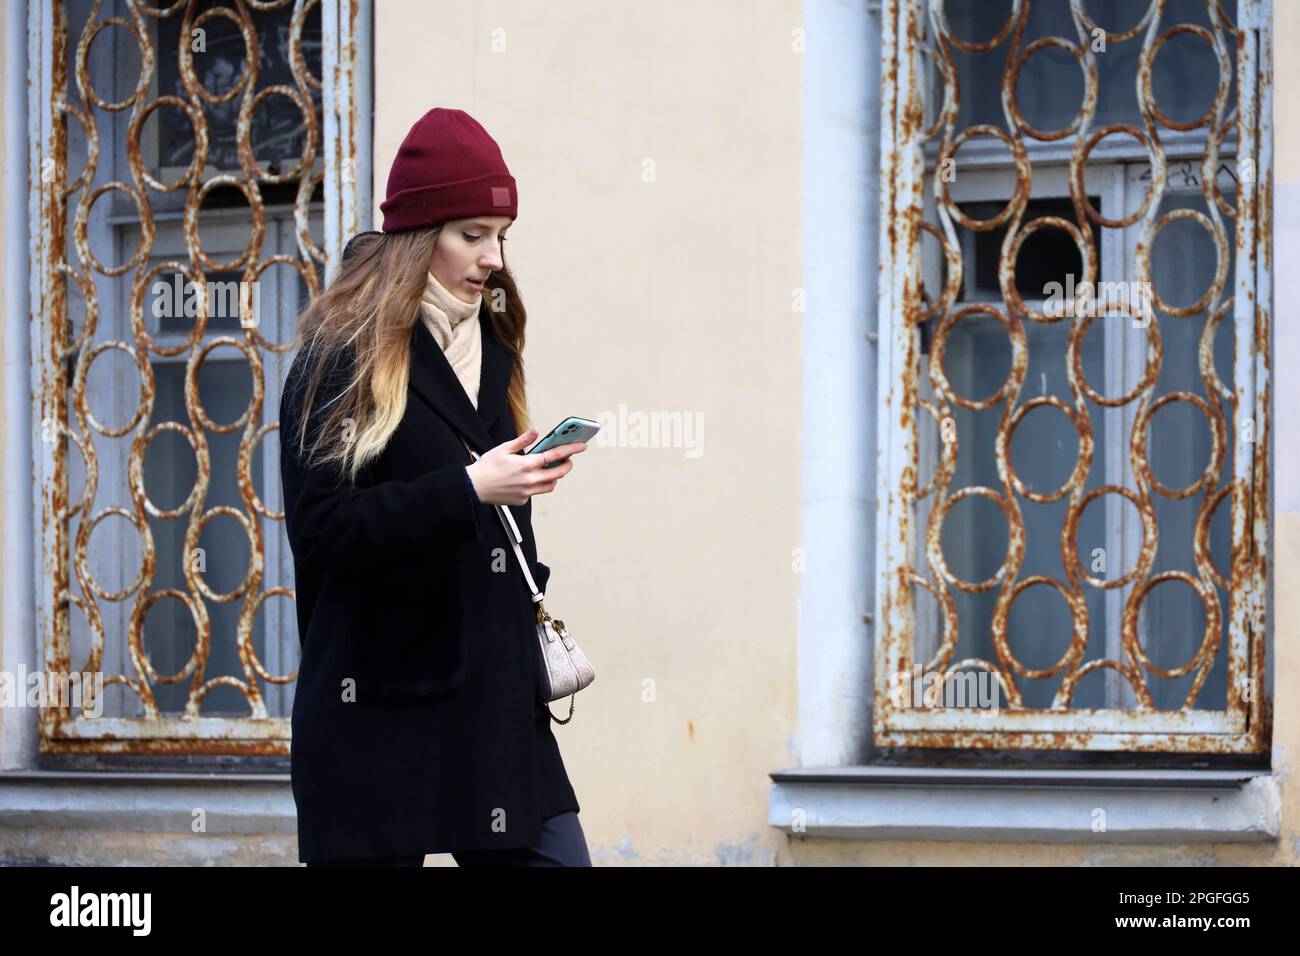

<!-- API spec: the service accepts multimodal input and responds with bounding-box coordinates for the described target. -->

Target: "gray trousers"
[305,811,592,868]
[452,810,593,867]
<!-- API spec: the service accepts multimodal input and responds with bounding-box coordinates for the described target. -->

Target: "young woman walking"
[280,107,592,867]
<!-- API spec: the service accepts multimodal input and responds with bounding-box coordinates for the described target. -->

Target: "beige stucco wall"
[375,0,804,865]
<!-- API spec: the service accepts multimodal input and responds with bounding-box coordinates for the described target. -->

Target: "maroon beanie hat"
[380,108,517,233]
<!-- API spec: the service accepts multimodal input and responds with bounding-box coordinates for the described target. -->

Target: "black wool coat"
[279,296,579,863]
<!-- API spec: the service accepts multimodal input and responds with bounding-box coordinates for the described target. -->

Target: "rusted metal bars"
[29,0,369,754]
[873,0,1271,753]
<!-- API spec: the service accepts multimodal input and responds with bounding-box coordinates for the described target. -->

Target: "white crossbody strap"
[460,438,545,604]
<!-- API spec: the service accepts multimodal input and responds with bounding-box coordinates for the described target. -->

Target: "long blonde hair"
[285,226,532,484]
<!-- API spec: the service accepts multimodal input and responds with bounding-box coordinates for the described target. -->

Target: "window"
[873,0,1270,752]
[29,0,372,754]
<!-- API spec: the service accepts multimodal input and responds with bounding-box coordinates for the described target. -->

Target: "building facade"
[0,0,1294,866]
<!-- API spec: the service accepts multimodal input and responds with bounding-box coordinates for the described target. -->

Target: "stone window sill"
[0,769,296,835]
[767,766,1281,843]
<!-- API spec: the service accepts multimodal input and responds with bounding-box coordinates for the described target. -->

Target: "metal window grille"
[874,0,1271,752]
[28,0,371,755]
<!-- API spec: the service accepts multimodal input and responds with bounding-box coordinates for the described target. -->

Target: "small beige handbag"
[460,438,595,724]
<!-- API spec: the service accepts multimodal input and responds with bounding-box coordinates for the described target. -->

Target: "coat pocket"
[343,567,469,701]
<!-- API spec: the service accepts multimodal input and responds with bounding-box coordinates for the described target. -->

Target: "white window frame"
[872,0,1271,752]
[770,0,1278,845]
[18,0,371,759]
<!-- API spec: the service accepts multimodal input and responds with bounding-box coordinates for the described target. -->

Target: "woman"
[279,107,592,867]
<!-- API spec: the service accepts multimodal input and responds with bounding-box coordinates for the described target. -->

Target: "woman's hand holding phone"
[465,425,588,507]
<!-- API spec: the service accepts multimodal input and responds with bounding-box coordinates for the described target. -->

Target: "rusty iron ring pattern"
[899,0,1247,719]
[50,0,329,724]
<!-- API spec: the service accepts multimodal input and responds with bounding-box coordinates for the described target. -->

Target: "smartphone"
[525,416,601,468]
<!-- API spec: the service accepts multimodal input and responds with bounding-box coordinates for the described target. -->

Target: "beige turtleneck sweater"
[419,269,483,407]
